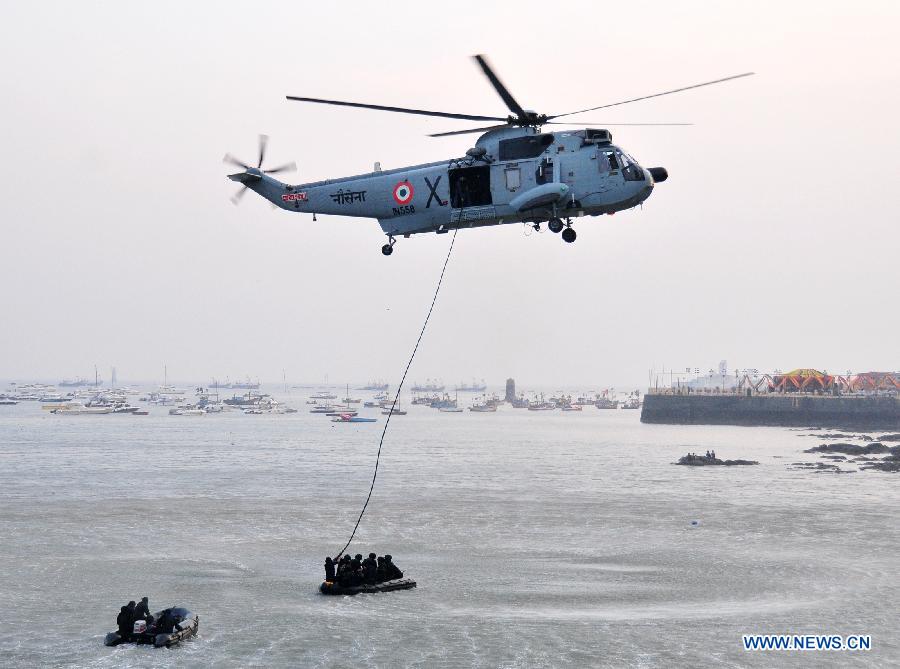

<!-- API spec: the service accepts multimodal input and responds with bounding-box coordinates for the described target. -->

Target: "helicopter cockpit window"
[600,151,619,173]
[617,151,645,182]
[498,134,555,161]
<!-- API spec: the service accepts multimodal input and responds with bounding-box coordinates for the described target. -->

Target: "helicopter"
[224,55,752,255]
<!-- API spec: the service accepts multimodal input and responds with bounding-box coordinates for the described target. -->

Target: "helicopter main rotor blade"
[472,54,527,118]
[286,96,506,123]
[223,153,251,170]
[544,121,694,126]
[428,124,511,138]
[548,72,755,119]
[263,161,297,174]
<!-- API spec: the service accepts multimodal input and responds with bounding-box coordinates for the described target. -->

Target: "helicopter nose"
[648,167,668,183]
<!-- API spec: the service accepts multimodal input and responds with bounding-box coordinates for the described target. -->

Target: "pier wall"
[641,393,900,430]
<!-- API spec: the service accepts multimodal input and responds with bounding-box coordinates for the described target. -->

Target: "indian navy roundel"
[392,180,414,205]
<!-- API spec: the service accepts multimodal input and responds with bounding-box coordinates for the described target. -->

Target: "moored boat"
[331,414,377,423]
[52,402,112,415]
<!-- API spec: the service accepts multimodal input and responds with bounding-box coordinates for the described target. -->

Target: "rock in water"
[675,454,759,466]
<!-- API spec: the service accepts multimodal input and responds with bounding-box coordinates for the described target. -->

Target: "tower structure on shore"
[505,378,516,403]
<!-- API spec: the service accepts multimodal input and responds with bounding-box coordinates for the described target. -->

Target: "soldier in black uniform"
[363,553,377,585]
[384,555,403,580]
[125,600,136,635]
[324,556,336,582]
[376,556,386,582]
[336,555,351,586]
[133,596,153,626]
[117,605,131,641]
[350,554,363,586]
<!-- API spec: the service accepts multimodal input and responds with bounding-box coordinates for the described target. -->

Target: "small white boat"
[170,407,205,416]
[438,407,463,413]
[52,402,112,415]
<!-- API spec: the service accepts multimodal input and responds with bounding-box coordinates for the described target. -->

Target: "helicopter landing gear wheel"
[561,227,577,243]
[548,218,564,234]
[381,244,393,256]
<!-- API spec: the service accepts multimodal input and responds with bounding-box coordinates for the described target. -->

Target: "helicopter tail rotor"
[223,134,296,205]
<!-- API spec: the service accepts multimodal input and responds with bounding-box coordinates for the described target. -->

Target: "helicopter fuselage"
[231,126,664,242]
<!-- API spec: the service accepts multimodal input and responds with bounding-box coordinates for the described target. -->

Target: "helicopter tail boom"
[227,172,262,184]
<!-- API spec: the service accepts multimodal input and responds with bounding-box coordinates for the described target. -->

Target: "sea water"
[0,397,897,668]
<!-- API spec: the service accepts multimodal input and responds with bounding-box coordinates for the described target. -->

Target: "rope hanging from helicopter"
[335,227,459,558]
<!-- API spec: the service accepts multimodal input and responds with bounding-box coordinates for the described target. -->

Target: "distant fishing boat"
[411,379,445,393]
[331,413,377,423]
[455,378,487,392]
[342,384,361,404]
[59,377,98,387]
[311,391,338,400]
[51,402,112,415]
[468,397,497,412]
[381,399,407,416]
[360,380,389,391]
[438,406,463,413]
[231,377,260,390]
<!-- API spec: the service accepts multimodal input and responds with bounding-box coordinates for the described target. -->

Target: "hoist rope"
[335,228,459,558]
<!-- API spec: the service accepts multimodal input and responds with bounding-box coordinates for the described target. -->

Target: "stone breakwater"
[642,393,900,430]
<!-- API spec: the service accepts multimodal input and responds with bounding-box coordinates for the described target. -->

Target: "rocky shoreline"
[802,441,900,473]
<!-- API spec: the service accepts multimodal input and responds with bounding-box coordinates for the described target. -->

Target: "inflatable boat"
[320,578,416,596]
[104,607,199,648]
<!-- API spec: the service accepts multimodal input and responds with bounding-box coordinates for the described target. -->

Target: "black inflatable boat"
[104,607,199,648]
[320,578,417,596]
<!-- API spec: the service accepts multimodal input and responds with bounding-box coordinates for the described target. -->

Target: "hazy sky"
[1,1,897,388]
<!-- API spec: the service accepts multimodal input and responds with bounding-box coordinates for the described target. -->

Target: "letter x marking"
[425,176,446,208]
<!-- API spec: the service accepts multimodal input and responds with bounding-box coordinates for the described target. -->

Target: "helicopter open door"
[448,166,492,208]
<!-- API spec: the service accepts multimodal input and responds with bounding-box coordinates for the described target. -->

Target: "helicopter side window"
[504,168,521,191]
[498,134,555,161]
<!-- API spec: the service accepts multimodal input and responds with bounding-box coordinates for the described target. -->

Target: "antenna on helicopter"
[287,55,753,136]
[223,134,296,205]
